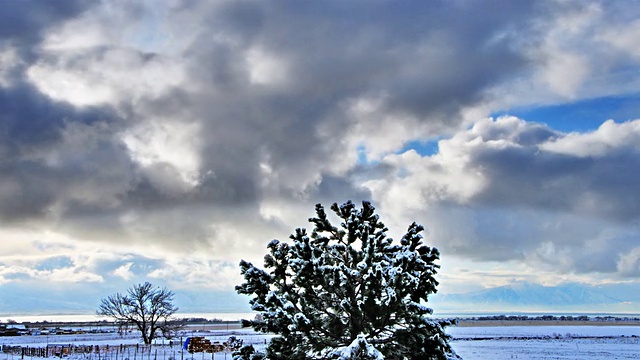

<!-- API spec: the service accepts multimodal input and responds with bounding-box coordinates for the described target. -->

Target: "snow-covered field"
[1,325,638,359]
[0,328,273,360]
[448,325,640,359]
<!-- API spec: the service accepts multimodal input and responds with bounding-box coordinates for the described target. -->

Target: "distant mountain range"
[2,280,639,317]
[0,282,99,315]
[0,282,251,317]
[432,281,640,313]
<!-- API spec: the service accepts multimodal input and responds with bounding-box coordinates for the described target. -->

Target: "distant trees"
[235,201,459,359]
[97,282,179,344]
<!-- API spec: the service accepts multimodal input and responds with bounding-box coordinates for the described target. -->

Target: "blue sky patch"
[34,256,74,271]
[398,138,441,157]
[493,94,640,133]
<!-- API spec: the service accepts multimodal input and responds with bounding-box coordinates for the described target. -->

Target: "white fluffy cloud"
[27,47,186,107]
[122,118,202,192]
[617,247,640,277]
[111,262,134,281]
[541,119,640,157]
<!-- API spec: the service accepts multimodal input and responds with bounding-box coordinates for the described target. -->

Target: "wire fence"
[0,343,240,360]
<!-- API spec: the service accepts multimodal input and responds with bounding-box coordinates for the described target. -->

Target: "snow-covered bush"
[235,201,459,360]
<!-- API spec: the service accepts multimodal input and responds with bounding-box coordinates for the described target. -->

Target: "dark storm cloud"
[222,0,531,119]
[0,0,134,224]
[147,0,539,207]
[0,0,101,162]
[75,0,542,216]
[0,0,88,39]
[0,83,126,221]
[468,121,640,222]
[0,0,90,62]
[430,203,636,274]
[0,82,114,152]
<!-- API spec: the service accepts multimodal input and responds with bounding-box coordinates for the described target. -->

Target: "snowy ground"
[448,325,640,359]
[1,325,638,359]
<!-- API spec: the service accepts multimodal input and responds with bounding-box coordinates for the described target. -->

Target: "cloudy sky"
[1,0,640,318]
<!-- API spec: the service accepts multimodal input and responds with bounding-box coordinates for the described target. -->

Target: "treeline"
[465,314,640,322]
[17,317,233,327]
[176,317,231,323]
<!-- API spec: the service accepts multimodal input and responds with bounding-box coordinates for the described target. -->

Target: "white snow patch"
[330,335,384,360]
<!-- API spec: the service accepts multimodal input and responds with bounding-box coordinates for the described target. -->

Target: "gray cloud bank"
[369,117,640,278]
[1,0,640,298]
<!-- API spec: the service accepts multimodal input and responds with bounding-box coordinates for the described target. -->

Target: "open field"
[449,325,640,359]
[456,319,640,327]
[1,322,639,360]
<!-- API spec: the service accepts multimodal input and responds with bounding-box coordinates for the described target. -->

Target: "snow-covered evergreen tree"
[235,201,459,360]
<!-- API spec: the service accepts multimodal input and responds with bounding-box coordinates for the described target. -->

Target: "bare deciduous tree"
[97,282,179,344]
